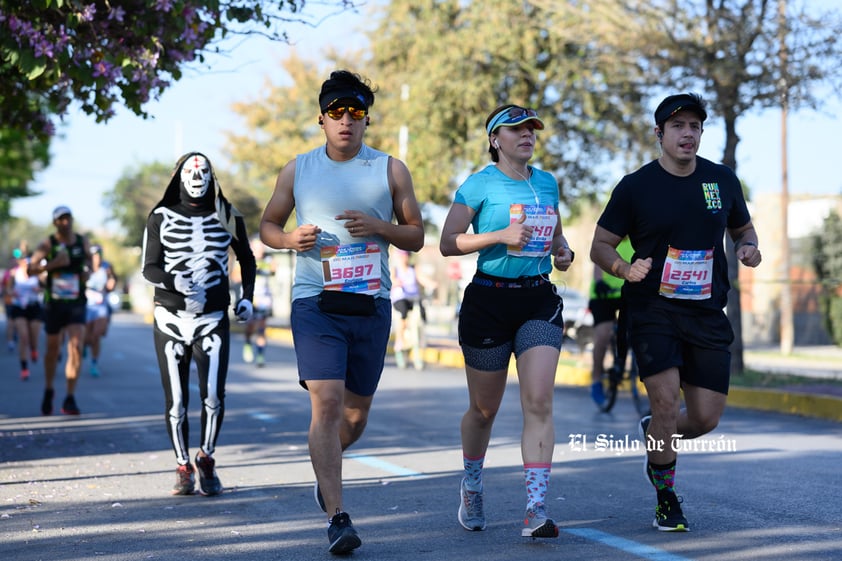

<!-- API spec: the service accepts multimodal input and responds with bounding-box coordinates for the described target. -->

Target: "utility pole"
[779,0,794,355]
[398,84,409,161]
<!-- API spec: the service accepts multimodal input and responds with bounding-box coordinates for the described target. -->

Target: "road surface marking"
[564,528,694,561]
[346,453,421,477]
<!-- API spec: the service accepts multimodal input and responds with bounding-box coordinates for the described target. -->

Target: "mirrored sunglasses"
[506,107,538,119]
[487,106,542,134]
[325,106,367,121]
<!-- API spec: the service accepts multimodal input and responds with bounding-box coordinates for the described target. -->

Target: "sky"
[12,2,842,234]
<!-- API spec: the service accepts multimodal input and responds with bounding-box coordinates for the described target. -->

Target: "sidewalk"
[744,345,842,381]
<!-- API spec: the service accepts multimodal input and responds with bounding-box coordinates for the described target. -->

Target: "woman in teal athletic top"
[440,104,575,539]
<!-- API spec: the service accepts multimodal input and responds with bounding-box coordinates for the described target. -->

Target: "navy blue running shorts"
[627,299,734,395]
[291,295,391,397]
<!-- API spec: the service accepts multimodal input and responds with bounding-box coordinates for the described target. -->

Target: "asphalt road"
[1,313,840,561]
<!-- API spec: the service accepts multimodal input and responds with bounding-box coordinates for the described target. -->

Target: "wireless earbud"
[494,140,500,149]
[318,117,324,126]
[656,130,663,140]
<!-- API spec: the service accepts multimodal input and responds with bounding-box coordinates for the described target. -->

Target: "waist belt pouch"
[317,290,376,316]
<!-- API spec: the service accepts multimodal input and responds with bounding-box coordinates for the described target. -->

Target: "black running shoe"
[195,454,222,496]
[328,511,361,555]
[41,388,54,415]
[172,464,195,495]
[61,395,80,415]
[653,490,689,531]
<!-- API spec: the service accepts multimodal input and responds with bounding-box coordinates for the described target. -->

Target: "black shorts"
[9,303,43,322]
[458,276,564,348]
[392,298,413,320]
[588,297,622,325]
[392,298,426,321]
[627,299,733,394]
[43,301,87,335]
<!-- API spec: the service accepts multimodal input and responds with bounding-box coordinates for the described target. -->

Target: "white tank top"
[291,144,393,301]
[13,264,40,307]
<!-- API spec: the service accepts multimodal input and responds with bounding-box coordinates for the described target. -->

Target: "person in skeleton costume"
[260,69,424,554]
[142,151,256,497]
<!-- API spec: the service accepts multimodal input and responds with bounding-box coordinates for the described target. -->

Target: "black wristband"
[563,246,575,262]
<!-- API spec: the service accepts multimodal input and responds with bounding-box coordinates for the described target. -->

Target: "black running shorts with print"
[458,277,564,372]
[627,298,734,395]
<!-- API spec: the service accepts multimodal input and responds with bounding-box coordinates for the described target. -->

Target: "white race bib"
[507,204,557,257]
[53,272,81,300]
[659,246,713,300]
[320,242,381,296]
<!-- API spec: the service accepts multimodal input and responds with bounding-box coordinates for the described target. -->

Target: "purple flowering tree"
[0,0,355,221]
[0,1,365,140]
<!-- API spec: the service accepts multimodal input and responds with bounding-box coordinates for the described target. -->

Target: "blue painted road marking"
[346,453,421,477]
[564,528,695,561]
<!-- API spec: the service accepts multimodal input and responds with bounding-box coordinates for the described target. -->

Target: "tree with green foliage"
[224,0,842,366]
[812,211,842,346]
[226,52,331,206]
[602,0,842,370]
[366,0,660,207]
[0,128,49,257]
[103,162,173,246]
[0,128,49,221]
[226,1,658,207]
[1,213,50,258]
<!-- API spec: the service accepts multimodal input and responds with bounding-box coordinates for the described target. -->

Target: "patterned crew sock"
[524,463,551,509]
[648,460,677,493]
[463,455,485,491]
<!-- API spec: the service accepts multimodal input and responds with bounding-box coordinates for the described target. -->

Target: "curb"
[727,387,842,422]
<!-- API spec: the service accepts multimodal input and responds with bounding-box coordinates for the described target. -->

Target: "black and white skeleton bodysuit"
[142,152,256,466]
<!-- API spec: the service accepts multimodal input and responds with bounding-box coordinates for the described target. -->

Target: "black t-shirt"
[597,157,750,311]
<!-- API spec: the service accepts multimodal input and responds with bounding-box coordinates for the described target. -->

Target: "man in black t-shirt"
[29,206,91,416]
[590,93,762,532]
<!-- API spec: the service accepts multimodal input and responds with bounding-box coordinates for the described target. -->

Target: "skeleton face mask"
[179,155,211,199]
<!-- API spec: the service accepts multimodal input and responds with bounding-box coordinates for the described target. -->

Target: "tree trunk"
[720,112,745,374]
